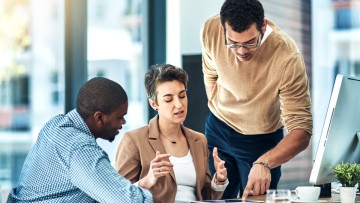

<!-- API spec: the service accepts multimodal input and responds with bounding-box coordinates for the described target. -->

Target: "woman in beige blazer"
[115,64,228,203]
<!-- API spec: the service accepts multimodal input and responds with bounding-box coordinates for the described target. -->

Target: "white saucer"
[292,200,327,203]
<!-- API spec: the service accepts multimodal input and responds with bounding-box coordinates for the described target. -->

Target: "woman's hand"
[140,151,173,189]
[213,147,227,185]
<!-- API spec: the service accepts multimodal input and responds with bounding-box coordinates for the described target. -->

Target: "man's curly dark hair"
[220,0,264,33]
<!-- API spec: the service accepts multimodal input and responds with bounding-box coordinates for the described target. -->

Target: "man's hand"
[241,129,310,200]
[213,147,227,184]
[140,151,173,189]
[241,163,271,200]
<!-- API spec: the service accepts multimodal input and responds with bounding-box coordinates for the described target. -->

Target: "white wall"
[166,0,224,66]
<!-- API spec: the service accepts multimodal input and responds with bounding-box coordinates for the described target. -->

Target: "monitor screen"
[309,74,360,185]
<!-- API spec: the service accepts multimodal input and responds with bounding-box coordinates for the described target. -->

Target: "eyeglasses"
[225,32,262,50]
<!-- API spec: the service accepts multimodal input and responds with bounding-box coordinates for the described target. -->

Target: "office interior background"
[1,0,359,198]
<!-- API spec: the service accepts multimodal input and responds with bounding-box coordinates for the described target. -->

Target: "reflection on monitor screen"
[309,74,360,185]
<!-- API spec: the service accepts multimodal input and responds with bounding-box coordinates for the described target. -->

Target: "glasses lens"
[226,33,261,50]
[245,43,258,49]
[226,44,236,49]
[226,43,256,50]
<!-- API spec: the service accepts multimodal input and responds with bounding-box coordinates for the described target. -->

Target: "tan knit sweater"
[200,14,312,135]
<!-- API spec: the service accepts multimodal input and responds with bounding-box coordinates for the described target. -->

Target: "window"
[0,0,64,194]
[87,0,147,162]
[312,0,360,156]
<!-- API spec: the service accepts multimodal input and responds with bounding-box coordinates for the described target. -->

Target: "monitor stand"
[315,183,332,197]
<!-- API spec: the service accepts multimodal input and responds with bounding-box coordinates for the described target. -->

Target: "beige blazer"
[115,115,223,203]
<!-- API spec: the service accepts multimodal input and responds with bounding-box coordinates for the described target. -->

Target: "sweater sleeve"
[200,19,218,87]
[278,53,313,135]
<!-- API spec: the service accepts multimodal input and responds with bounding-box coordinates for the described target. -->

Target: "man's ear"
[148,99,158,111]
[93,111,103,125]
[262,18,268,33]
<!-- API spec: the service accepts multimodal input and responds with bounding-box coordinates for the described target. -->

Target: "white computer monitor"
[309,74,360,185]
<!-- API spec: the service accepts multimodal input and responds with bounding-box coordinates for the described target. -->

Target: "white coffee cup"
[295,186,321,201]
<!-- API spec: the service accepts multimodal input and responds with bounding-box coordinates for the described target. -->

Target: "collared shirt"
[7,109,152,203]
[260,24,273,46]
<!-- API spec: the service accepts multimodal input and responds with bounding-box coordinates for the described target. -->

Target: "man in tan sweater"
[200,0,313,200]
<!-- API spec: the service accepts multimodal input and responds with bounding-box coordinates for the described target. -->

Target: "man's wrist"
[253,161,271,171]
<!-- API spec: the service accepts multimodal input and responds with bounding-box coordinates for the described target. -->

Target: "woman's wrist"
[139,176,155,189]
[214,173,226,185]
[138,178,147,189]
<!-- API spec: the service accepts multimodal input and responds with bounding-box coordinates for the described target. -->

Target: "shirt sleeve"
[279,53,313,135]
[210,172,229,191]
[68,143,152,203]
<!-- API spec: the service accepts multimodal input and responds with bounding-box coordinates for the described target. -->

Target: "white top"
[169,150,197,203]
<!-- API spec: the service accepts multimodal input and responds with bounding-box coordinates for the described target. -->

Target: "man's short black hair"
[220,0,264,33]
[76,77,128,119]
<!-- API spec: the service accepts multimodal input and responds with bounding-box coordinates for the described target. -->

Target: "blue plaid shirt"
[7,109,152,203]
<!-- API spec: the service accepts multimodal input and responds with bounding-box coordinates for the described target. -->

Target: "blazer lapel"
[148,115,177,181]
[183,127,204,188]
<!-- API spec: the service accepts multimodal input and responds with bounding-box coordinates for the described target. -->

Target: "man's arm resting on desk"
[242,129,311,199]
